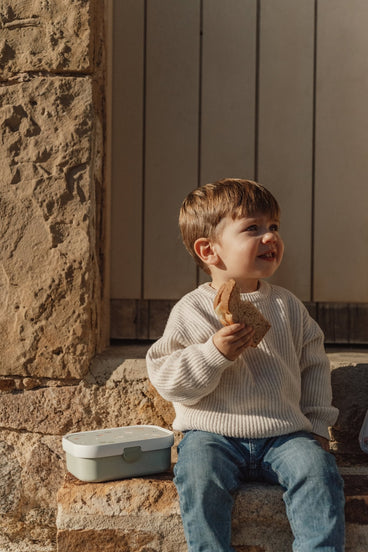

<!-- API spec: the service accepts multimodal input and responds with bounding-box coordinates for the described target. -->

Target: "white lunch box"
[62,425,174,482]
[359,410,368,454]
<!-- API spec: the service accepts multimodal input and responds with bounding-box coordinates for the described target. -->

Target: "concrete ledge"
[57,467,368,552]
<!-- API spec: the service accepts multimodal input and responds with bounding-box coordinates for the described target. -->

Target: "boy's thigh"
[174,430,245,492]
[262,431,342,488]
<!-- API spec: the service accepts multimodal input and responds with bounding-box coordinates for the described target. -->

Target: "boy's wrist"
[312,433,330,452]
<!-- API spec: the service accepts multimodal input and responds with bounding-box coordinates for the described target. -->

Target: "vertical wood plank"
[148,300,178,340]
[317,304,350,344]
[110,299,149,340]
[198,0,257,286]
[144,0,200,299]
[257,0,315,301]
[200,0,257,184]
[349,305,368,344]
[314,0,368,302]
[110,0,145,299]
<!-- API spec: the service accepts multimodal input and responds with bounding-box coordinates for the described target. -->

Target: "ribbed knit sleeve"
[146,286,234,405]
[147,332,232,405]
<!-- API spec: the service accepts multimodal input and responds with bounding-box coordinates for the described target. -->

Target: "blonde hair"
[179,178,280,273]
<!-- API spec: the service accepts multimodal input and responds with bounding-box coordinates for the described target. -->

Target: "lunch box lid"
[62,425,174,459]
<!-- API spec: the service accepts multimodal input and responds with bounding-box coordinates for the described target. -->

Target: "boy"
[146,178,345,551]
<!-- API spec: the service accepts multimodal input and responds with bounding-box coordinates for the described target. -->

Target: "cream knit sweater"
[146,281,338,440]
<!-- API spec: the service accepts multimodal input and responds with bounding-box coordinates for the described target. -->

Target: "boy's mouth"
[258,250,276,260]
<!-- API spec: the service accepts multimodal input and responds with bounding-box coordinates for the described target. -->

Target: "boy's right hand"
[213,323,256,361]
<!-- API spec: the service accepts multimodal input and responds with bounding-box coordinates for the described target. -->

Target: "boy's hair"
[179,178,280,273]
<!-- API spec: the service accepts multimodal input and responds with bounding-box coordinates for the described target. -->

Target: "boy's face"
[210,212,284,292]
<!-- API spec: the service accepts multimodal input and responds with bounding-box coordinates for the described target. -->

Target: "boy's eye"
[242,222,280,233]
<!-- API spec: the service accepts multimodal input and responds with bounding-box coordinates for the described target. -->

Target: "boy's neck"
[210,278,260,293]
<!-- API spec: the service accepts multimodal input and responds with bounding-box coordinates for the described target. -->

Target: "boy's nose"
[262,231,277,243]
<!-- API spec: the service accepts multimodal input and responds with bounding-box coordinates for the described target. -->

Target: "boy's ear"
[194,238,219,267]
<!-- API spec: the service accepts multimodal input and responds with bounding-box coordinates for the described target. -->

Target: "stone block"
[0,351,175,548]
[329,352,368,455]
[0,0,97,78]
[56,469,368,552]
[0,354,174,436]
[56,474,292,552]
[0,429,64,552]
[0,75,100,378]
[1,346,367,551]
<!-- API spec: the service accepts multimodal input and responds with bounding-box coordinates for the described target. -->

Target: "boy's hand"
[312,434,330,452]
[213,323,256,361]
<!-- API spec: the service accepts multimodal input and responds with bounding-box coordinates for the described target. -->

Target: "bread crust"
[214,279,271,346]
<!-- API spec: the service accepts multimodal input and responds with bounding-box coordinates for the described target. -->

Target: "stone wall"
[0,347,174,552]
[0,1,108,549]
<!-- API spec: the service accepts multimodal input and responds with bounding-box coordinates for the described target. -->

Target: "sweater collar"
[200,279,271,302]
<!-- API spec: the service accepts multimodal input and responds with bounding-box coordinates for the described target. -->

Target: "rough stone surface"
[0,351,176,551]
[0,430,64,552]
[0,75,100,378]
[0,0,93,78]
[0,0,107,549]
[0,441,22,515]
[56,474,292,552]
[0,357,174,437]
[329,352,368,455]
[0,347,366,551]
[56,469,368,552]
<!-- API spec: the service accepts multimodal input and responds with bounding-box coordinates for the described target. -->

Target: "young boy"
[146,178,345,552]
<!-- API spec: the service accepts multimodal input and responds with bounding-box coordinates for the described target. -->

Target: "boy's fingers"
[221,323,253,336]
[221,322,244,333]
[232,326,254,341]
[214,324,256,360]
[229,328,255,349]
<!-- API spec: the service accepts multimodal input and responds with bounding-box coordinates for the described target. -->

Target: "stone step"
[57,466,368,552]
[56,344,368,551]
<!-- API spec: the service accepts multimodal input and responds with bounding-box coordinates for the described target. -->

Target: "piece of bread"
[213,279,271,347]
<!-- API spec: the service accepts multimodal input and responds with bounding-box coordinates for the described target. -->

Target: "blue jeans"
[174,430,345,552]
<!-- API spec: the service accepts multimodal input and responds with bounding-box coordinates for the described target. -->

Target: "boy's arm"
[147,312,254,405]
[146,329,233,405]
[147,293,256,406]
[299,310,338,440]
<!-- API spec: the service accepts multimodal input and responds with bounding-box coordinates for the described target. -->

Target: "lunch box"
[62,425,174,482]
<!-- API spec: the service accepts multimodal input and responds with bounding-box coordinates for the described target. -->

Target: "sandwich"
[213,278,271,347]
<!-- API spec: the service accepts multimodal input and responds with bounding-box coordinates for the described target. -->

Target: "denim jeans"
[174,430,345,552]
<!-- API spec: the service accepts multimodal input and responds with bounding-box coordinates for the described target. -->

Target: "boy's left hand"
[312,434,330,452]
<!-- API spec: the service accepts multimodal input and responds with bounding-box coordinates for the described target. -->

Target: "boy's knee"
[295,435,339,475]
[267,432,343,488]
[302,447,342,486]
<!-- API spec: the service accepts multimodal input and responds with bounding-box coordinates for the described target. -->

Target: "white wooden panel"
[257,0,315,301]
[110,0,144,298]
[314,0,368,302]
[144,0,200,299]
[200,0,257,184]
